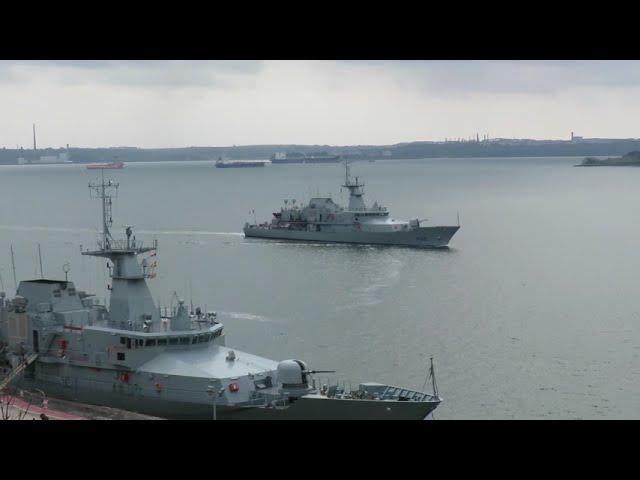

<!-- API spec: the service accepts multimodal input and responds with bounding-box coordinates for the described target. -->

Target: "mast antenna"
[37,243,44,279]
[421,356,440,398]
[63,262,71,282]
[189,279,194,315]
[10,245,17,291]
[344,159,350,185]
[89,169,119,251]
[430,357,438,397]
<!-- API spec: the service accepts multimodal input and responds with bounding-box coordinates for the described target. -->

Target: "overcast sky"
[1,60,639,148]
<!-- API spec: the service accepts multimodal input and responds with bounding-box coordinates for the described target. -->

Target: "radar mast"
[82,171,159,330]
[89,169,118,250]
[342,159,366,211]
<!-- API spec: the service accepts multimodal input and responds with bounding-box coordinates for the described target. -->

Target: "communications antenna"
[89,169,119,251]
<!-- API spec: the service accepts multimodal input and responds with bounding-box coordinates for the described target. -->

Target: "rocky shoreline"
[575,151,640,166]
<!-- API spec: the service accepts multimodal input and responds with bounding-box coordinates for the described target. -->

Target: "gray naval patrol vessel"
[244,161,460,248]
[0,173,441,419]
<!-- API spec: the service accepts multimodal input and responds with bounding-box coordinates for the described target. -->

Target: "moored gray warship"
[244,161,460,248]
[0,172,441,419]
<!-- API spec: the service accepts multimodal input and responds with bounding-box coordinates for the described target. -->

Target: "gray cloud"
[0,60,265,88]
[344,60,640,94]
[2,60,640,148]
[3,60,639,94]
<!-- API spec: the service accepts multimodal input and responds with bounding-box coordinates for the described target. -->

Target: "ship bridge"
[81,171,165,332]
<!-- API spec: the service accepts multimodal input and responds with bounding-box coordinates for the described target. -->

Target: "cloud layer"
[0,60,264,87]
[1,60,639,148]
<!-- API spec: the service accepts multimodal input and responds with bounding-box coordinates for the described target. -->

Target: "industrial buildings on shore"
[15,124,72,165]
[3,130,640,166]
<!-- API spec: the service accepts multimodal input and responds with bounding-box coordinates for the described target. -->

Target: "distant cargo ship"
[215,159,269,168]
[86,161,125,170]
[270,152,341,164]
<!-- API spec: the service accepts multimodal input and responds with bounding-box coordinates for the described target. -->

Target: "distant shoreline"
[575,151,640,167]
[0,155,611,168]
[4,138,640,165]
[574,163,640,167]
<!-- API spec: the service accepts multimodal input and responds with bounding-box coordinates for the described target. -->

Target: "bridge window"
[157,338,167,346]
[179,337,190,345]
[117,352,125,361]
[169,338,179,346]
[145,339,156,347]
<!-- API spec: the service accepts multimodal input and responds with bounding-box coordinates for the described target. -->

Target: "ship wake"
[0,225,243,237]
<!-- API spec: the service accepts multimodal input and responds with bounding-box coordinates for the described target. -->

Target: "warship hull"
[244,225,459,248]
[1,168,445,422]
[16,375,439,420]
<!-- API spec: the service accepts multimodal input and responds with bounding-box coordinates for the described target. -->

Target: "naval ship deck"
[137,344,278,379]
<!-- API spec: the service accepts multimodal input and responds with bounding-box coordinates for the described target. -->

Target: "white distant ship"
[16,124,73,165]
[215,158,269,168]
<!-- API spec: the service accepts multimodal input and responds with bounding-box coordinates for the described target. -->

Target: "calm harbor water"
[1,157,639,419]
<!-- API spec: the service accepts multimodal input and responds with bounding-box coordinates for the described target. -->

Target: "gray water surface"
[0,157,638,419]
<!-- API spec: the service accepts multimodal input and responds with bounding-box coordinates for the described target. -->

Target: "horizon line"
[5,135,640,150]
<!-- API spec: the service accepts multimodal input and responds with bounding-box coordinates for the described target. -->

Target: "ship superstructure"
[244,161,460,248]
[0,172,442,419]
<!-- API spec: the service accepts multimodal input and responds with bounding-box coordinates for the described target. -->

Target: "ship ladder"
[0,353,39,392]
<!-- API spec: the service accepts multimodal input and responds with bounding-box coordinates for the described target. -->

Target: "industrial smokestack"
[33,123,37,151]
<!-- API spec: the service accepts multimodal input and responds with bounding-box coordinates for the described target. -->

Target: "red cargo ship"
[86,161,124,170]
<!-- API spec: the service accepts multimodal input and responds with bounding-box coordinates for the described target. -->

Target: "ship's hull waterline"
[244,225,460,248]
[16,376,439,420]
